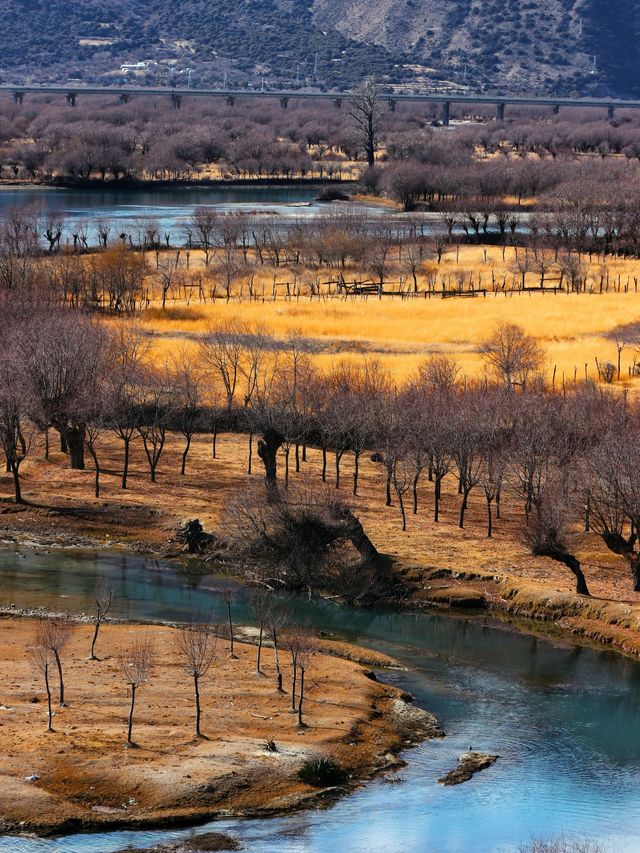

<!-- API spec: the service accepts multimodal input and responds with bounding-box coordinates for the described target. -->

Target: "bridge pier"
[333,97,342,109]
[171,93,182,110]
[66,92,77,107]
[280,96,289,109]
[442,101,450,126]
[496,102,505,123]
[119,93,130,104]
[387,98,396,112]
[226,95,235,106]
[13,91,23,105]
[552,104,560,115]
[608,104,615,120]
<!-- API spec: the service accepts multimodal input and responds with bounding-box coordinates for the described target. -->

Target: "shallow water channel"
[0,546,639,853]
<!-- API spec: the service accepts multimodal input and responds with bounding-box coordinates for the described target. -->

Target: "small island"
[0,617,442,836]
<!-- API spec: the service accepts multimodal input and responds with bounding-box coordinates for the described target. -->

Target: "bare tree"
[18,311,110,469]
[248,588,273,674]
[267,602,288,692]
[348,79,382,168]
[0,335,38,503]
[136,366,173,482]
[35,617,72,707]
[107,321,149,490]
[481,322,544,389]
[523,486,590,596]
[296,644,314,727]
[29,643,55,732]
[215,586,238,658]
[89,577,114,660]
[199,320,245,410]
[175,618,218,737]
[170,349,202,475]
[118,637,156,747]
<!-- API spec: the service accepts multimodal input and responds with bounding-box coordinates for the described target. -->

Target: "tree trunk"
[45,664,53,732]
[227,603,236,657]
[385,464,392,507]
[257,428,283,501]
[248,432,253,474]
[194,674,201,737]
[398,490,407,531]
[486,496,493,538]
[339,509,379,562]
[412,472,420,514]
[256,625,263,673]
[353,451,360,496]
[297,667,305,726]
[121,437,130,490]
[64,426,85,470]
[321,445,327,482]
[181,434,191,475]
[90,621,100,660]
[434,477,441,522]
[459,488,470,528]
[546,548,590,595]
[273,632,283,691]
[212,423,217,459]
[127,683,136,744]
[54,650,65,706]
[11,463,22,504]
[290,656,297,711]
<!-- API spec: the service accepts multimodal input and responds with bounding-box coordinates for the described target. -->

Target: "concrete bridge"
[2,84,637,125]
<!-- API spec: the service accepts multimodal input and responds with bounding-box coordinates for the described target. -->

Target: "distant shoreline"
[0,176,356,192]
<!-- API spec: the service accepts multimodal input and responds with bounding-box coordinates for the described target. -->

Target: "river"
[0,185,378,246]
[0,545,638,853]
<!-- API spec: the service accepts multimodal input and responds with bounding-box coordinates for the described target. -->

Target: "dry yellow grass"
[141,287,640,387]
[130,242,640,385]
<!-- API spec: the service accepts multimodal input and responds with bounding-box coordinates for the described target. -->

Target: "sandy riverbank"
[0,618,441,837]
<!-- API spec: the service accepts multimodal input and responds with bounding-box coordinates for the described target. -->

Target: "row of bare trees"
[3,298,640,597]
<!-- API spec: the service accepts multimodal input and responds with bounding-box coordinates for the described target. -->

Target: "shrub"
[297,757,348,787]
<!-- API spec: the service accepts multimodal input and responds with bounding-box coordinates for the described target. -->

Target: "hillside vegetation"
[1,0,639,96]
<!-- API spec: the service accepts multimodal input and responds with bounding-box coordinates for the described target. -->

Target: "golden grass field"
[140,243,640,387]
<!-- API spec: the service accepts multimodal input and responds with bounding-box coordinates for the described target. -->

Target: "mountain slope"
[0,0,637,96]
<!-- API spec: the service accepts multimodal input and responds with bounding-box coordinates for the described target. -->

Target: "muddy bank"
[0,618,442,837]
[402,563,640,660]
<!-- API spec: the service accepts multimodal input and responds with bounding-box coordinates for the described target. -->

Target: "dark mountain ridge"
[0,0,638,97]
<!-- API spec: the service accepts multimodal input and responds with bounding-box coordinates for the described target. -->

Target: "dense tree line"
[5,98,640,207]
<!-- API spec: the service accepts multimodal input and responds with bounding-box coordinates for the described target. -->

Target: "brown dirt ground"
[1,429,637,602]
[3,429,640,656]
[0,618,428,835]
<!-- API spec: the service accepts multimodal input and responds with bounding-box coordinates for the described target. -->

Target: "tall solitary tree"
[89,577,114,660]
[29,643,55,732]
[348,79,382,168]
[175,619,218,738]
[118,637,156,747]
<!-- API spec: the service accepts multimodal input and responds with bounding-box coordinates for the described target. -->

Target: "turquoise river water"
[0,546,638,852]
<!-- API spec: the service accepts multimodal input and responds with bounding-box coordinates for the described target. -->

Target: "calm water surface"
[0,185,361,244]
[0,546,637,853]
